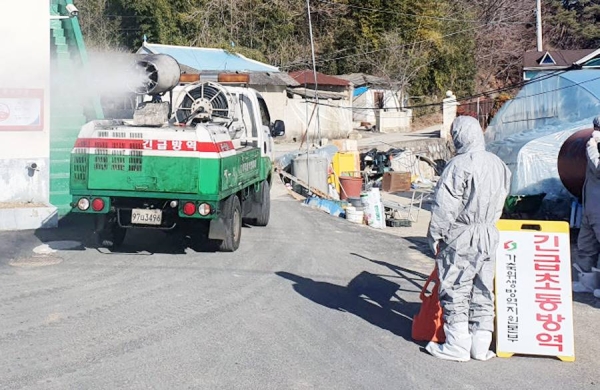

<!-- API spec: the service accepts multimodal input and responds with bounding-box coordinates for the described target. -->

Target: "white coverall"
[425,116,511,362]
[577,130,600,272]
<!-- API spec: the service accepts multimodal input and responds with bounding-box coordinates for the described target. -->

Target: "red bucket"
[339,176,363,200]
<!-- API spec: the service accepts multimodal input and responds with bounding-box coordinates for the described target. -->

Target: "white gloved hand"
[429,238,440,257]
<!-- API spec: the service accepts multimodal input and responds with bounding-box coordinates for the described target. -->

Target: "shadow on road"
[33,213,226,255]
[351,252,430,285]
[573,292,600,309]
[391,236,433,259]
[34,213,93,249]
[276,270,422,341]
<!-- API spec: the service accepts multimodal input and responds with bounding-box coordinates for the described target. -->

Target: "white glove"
[429,238,440,257]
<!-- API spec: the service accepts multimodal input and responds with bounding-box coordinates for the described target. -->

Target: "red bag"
[412,266,446,343]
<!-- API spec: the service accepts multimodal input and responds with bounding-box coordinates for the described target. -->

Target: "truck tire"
[94,215,126,249]
[253,180,270,227]
[218,195,242,252]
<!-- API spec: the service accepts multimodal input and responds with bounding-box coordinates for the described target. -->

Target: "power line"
[510,73,600,102]
[315,0,480,22]
[456,68,572,102]
[295,99,444,120]
[281,25,476,69]
[280,9,533,69]
[315,0,533,25]
[281,26,422,68]
[295,67,583,112]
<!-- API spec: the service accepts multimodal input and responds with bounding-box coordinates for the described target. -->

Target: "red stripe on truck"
[74,138,234,153]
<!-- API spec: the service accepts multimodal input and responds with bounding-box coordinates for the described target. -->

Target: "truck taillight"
[92,198,105,212]
[198,203,211,216]
[183,202,196,216]
[77,198,90,211]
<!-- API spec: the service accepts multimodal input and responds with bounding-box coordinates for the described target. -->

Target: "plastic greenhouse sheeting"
[485,70,600,198]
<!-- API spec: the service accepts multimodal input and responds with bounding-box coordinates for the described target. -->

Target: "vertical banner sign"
[495,220,575,362]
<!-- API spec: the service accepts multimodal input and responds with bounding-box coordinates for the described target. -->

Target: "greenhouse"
[485,70,600,205]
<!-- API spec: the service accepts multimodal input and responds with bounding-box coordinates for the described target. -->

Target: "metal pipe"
[536,0,543,51]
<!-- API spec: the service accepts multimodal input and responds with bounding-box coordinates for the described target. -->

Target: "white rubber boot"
[572,264,598,293]
[470,330,495,361]
[592,267,600,298]
[425,322,471,362]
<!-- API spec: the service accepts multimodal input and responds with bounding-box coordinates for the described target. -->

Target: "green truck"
[69,54,285,251]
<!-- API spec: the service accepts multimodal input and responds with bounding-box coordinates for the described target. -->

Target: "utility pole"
[536,0,543,51]
[306,0,322,146]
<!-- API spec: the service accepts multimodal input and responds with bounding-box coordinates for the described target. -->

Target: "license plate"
[131,209,162,225]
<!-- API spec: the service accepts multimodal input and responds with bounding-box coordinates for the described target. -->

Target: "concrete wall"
[351,89,412,133]
[283,95,353,142]
[360,138,454,165]
[251,85,287,125]
[0,1,55,229]
[216,84,354,143]
[376,109,413,133]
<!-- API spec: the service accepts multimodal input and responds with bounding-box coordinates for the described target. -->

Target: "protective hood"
[451,116,485,154]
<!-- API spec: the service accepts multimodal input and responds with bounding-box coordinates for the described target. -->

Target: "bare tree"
[362,30,435,105]
[455,0,537,93]
[74,0,122,50]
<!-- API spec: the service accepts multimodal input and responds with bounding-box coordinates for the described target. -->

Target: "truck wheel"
[253,180,270,227]
[94,215,126,249]
[218,195,242,252]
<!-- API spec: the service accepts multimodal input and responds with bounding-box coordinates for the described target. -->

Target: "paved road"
[0,181,598,389]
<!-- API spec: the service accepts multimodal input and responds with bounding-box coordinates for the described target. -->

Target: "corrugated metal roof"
[289,70,350,87]
[179,63,200,74]
[249,72,300,87]
[287,87,347,100]
[337,73,390,87]
[138,43,279,73]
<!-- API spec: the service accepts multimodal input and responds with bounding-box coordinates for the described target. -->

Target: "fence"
[457,98,495,130]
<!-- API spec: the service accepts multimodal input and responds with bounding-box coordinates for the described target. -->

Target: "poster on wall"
[495,219,575,362]
[0,89,44,131]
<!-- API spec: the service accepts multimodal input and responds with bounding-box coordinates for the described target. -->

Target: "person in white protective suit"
[425,116,511,362]
[572,117,600,295]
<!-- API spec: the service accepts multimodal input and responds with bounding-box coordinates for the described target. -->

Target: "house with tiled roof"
[284,70,354,140]
[523,49,600,80]
[288,70,352,100]
[337,73,410,132]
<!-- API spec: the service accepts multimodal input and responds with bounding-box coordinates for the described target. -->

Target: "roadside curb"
[0,205,58,231]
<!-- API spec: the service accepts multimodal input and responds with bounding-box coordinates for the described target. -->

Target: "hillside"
[73,0,600,101]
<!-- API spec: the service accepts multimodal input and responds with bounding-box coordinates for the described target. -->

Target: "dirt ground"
[411,112,443,132]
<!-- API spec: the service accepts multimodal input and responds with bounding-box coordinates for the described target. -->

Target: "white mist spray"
[51,50,149,120]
